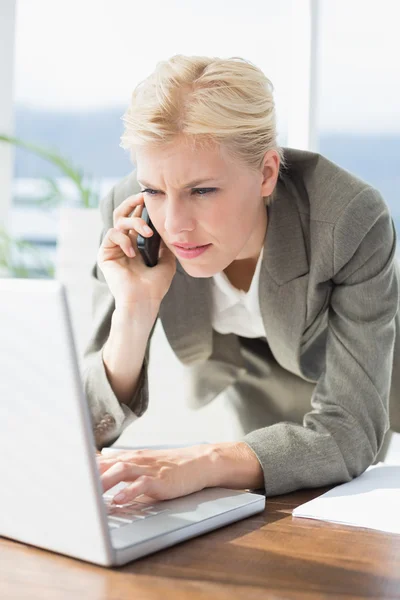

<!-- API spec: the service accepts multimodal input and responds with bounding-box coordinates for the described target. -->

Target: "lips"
[173,243,207,249]
[173,243,211,259]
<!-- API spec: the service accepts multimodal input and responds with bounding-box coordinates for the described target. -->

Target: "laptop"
[0,278,265,567]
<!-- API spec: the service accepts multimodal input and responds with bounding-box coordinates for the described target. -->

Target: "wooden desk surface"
[2,487,400,600]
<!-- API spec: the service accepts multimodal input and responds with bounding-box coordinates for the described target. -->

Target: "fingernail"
[113,492,126,503]
[143,225,153,234]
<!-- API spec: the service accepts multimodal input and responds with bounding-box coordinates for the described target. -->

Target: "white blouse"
[211,246,266,338]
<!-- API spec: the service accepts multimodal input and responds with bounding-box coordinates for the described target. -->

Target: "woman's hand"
[97,192,176,311]
[96,442,265,504]
[97,444,216,504]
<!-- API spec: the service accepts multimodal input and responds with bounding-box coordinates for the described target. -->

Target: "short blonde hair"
[120,54,286,205]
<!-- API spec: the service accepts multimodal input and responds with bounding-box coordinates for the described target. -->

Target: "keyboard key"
[105,498,167,529]
[108,519,122,529]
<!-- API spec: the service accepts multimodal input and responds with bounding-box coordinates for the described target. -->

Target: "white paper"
[292,463,400,535]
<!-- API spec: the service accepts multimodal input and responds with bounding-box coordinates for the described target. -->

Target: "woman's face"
[134,137,279,278]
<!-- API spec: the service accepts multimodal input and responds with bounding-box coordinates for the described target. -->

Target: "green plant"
[0,133,101,278]
[0,134,100,209]
[0,227,54,278]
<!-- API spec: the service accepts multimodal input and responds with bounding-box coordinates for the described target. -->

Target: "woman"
[83,54,400,505]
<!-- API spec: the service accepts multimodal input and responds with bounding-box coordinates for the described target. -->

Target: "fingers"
[97,450,157,474]
[100,228,136,258]
[112,192,145,226]
[96,452,137,475]
[97,453,162,504]
[97,449,204,505]
[115,215,154,237]
[111,200,155,262]
[129,202,144,220]
[96,457,121,475]
[100,460,148,494]
[112,476,153,504]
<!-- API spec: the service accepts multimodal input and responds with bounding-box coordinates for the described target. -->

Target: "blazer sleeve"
[241,187,400,496]
[82,180,157,449]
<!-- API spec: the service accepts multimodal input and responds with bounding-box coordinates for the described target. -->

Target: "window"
[316,0,400,243]
[11,0,290,275]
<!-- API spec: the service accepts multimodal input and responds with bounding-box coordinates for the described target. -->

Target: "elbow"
[333,416,388,479]
[305,406,388,481]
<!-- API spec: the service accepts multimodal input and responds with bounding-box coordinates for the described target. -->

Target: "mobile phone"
[136,206,161,267]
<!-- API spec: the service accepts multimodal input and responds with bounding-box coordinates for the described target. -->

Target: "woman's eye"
[193,188,216,196]
[140,187,217,196]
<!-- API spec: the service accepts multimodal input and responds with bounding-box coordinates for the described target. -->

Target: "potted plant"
[0,134,104,365]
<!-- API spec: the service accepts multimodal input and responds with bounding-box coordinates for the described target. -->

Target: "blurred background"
[2,0,399,275]
[1,0,399,445]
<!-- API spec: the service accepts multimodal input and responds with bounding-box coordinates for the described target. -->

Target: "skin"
[97,136,280,504]
[135,135,280,286]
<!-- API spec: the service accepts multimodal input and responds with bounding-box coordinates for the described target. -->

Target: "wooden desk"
[2,487,400,599]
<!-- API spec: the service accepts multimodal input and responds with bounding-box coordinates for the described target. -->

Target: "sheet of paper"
[292,463,400,535]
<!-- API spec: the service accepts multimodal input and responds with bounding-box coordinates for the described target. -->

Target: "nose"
[164,197,195,237]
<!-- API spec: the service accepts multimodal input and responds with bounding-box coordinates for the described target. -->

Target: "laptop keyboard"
[104,497,167,529]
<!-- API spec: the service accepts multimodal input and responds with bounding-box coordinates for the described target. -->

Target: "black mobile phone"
[136,206,161,267]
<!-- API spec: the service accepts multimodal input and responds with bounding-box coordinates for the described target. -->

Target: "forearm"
[203,424,360,496]
[237,408,381,496]
[202,408,376,496]
[102,305,158,406]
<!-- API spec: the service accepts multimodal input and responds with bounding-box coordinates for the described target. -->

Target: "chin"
[178,259,220,278]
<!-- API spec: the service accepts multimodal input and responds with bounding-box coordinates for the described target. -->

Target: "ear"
[260,150,280,197]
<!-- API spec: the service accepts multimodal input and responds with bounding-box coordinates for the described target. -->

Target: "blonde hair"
[120,54,286,205]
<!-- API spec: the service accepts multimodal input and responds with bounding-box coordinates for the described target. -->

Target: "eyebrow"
[137,177,219,189]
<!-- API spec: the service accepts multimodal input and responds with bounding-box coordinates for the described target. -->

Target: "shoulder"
[281,146,388,224]
[280,147,394,278]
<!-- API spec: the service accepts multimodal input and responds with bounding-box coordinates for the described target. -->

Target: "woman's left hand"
[96,444,216,505]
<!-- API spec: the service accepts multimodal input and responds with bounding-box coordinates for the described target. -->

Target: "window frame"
[0,0,16,231]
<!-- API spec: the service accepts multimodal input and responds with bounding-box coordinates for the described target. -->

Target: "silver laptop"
[0,278,265,567]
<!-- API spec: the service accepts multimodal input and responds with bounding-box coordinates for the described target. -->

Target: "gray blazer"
[82,147,400,496]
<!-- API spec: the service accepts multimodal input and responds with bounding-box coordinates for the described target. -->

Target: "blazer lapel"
[159,265,213,364]
[259,175,310,377]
